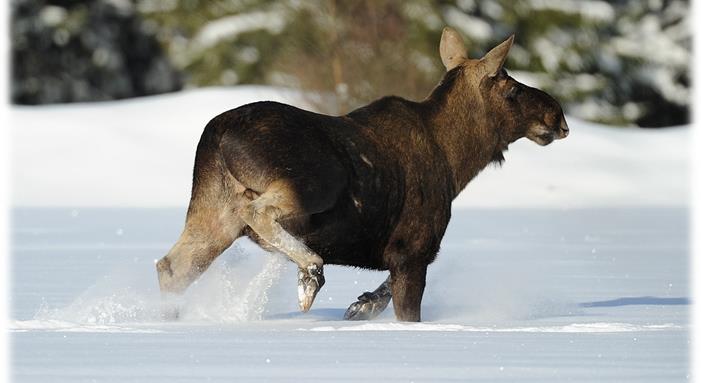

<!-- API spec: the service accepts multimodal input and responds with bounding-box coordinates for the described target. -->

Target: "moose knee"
[241,202,283,224]
[156,254,189,294]
[156,252,212,294]
[156,232,235,294]
[156,257,174,278]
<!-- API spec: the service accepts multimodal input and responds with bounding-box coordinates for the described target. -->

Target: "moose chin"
[156,27,568,322]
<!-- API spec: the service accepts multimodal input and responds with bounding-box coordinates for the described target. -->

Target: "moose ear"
[481,35,514,78]
[439,27,468,71]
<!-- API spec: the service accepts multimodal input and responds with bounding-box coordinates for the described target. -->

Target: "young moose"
[156,28,569,322]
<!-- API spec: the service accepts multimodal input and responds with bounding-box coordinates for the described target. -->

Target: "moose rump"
[156,101,404,315]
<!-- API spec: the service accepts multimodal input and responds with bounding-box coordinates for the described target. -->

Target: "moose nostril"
[557,118,569,138]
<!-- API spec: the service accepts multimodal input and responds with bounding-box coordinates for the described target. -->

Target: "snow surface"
[10,208,689,382]
[9,86,690,381]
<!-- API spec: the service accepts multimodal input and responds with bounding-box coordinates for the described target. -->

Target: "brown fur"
[156,28,568,321]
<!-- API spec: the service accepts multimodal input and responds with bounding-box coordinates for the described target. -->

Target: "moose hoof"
[298,264,325,312]
[344,291,391,321]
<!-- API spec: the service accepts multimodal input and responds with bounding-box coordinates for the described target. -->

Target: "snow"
[190,11,286,55]
[305,322,681,333]
[38,6,68,28]
[9,86,689,381]
[525,0,615,22]
[10,208,689,382]
[443,6,493,42]
[9,86,689,208]
[613,15,689,68]
[10,87,305,207]
[11,319,163,334]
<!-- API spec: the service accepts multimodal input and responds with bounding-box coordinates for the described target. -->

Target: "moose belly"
[244,204,388,270]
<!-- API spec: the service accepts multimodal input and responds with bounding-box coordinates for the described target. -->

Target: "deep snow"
[8,86,690,382]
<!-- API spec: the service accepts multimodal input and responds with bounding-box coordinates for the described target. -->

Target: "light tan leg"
[157,212,243,295]
[239,182,325,312]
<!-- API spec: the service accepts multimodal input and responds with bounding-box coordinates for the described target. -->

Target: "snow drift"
[10,86,689,208]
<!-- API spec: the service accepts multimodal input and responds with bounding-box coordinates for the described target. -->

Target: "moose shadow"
[578,296,690,308]
[266,308,349,321]
[266,296,691,322]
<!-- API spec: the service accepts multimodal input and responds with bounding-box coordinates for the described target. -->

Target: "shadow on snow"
[579,296,690,308]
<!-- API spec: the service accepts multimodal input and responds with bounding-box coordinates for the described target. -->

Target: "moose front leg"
[344,276,392,320]
[390,264,427,322]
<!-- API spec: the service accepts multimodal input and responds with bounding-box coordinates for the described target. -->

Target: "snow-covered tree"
[139,0,446,114]
[439,0,690,126]
[143,0,688,126]
[12,0,690,126]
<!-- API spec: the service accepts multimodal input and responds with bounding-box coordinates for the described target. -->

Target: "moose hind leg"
[155,212,243,320]
[239,181,325,312]
[390,265,427,322]
[156,155,245,313]
[344,276,392,321]
[156,218,241,295]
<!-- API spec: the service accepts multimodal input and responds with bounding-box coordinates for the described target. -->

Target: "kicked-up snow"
[9,87,689,382]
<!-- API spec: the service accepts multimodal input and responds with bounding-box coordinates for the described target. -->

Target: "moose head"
[439,27,569,147]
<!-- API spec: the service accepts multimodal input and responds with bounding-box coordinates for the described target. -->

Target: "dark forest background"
[11,0,691,127]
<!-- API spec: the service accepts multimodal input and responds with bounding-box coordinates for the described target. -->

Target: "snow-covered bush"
[12,0,690,127]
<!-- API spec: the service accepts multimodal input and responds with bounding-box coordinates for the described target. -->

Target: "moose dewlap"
[156,27,568,322]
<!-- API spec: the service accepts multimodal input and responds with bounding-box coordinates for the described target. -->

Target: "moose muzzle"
[558,118,570,139]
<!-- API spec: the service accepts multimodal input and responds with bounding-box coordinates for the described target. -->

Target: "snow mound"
[10,86,688,207]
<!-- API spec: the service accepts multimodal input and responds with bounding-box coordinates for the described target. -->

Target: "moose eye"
[506,86,520,100]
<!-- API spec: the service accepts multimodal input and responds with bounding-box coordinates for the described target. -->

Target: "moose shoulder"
[156,27,569,322]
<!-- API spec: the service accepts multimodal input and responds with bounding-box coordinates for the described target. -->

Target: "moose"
[156,27,569,322]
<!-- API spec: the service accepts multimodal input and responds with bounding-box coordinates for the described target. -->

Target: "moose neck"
[422,68,508,197]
